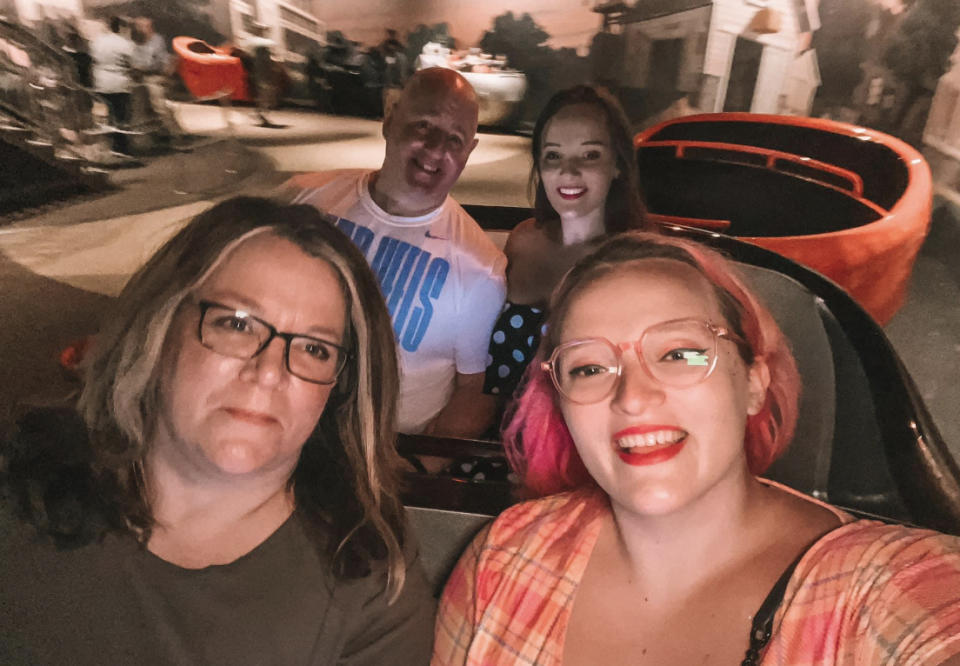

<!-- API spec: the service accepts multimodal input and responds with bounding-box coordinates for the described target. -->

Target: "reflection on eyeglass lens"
[550,319,723,402]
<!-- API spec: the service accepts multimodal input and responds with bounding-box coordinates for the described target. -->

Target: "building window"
[240,13,257,33]
[278,0,313,12]
[280,7,318,34]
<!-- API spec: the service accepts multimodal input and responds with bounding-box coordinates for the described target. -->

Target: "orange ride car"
[634,113,932,324]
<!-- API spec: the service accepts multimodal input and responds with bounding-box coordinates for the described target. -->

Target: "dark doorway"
[723,36,763,112]
[649,38,684,91]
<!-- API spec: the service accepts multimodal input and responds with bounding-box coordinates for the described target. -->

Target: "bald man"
[285,68,506,439]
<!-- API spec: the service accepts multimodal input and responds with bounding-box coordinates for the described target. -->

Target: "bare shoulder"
[504,218,550,262]
[503,219,560,303]
[764,483,845,544]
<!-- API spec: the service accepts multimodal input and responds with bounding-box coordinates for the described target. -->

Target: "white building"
[5,0,325,65]
[620,0,821,115]
[225,0,324,66]
[0,0,83,24]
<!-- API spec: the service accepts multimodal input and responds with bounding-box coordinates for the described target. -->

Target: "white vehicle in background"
[415,42,526,127]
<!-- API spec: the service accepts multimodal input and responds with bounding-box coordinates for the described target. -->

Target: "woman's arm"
[502,218,541,304]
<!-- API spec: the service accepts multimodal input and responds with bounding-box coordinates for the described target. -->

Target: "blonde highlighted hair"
[77,197,408,598]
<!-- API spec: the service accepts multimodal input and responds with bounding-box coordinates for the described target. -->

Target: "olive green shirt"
[0,507,435,665]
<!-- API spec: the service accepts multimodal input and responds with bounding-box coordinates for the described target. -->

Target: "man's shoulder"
[284,170,372,212]
[287,168,370,192]
[437,197,506,270]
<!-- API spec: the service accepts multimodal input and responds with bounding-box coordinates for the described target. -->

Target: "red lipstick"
[613,425,687,467]
[557,186,586,200]
[616,442,685,466]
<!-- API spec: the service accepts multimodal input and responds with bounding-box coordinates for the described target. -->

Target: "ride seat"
[407,506,491,596]
[402,212,960,600]
[737,264,835,498]
[736,264,907,519]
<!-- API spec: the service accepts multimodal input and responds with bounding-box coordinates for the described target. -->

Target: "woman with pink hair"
[434,231,960,665]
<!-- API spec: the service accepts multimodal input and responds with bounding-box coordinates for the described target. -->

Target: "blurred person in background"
[243,22,279,128]
[131,16,183,148]
[90,15,134,155]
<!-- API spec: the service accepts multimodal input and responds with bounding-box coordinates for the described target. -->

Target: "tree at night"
[882,0,960,133]
[89,0,222,45]
[479,12,550,71]
[479,11,587,122]
[405,23,454,66]
[811,0,873,115]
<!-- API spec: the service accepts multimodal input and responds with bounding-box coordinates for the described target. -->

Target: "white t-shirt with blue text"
[287,169,507,433]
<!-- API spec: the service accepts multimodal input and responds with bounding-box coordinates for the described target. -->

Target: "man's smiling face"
[376,74,479,216]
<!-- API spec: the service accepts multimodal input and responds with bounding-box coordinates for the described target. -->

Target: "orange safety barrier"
[635,113,932,324]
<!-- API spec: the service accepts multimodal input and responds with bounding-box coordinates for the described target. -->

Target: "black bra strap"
[740,542,817,666]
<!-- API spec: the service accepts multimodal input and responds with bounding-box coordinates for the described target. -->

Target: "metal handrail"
[638,138,875,205]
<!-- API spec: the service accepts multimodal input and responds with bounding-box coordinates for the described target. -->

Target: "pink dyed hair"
[502,231,801,498]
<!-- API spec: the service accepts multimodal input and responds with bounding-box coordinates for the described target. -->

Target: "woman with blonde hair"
[1,197,434,664]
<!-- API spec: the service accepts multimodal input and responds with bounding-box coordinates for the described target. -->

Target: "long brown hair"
[75,197,408,597]
[530,85,650,239]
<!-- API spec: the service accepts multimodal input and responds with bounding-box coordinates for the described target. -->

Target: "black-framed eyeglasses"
[196,300,349,385]
[541,317,742,405]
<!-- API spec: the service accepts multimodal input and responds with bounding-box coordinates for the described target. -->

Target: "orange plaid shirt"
[433,484,960,665]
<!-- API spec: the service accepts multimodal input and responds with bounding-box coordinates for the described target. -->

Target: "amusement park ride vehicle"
[416,43,527,127]
[172,36,252,102]
[15,27,952,586]
[173,36,290,104]
[633,113,932,325]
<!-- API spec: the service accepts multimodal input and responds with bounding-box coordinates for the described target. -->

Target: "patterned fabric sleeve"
[767,521,960,665]
[431,524,491,665]
[848,528,960,665]
[483,302,546,396]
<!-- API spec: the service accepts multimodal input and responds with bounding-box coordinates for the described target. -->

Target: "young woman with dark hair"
[483,85,651,401]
